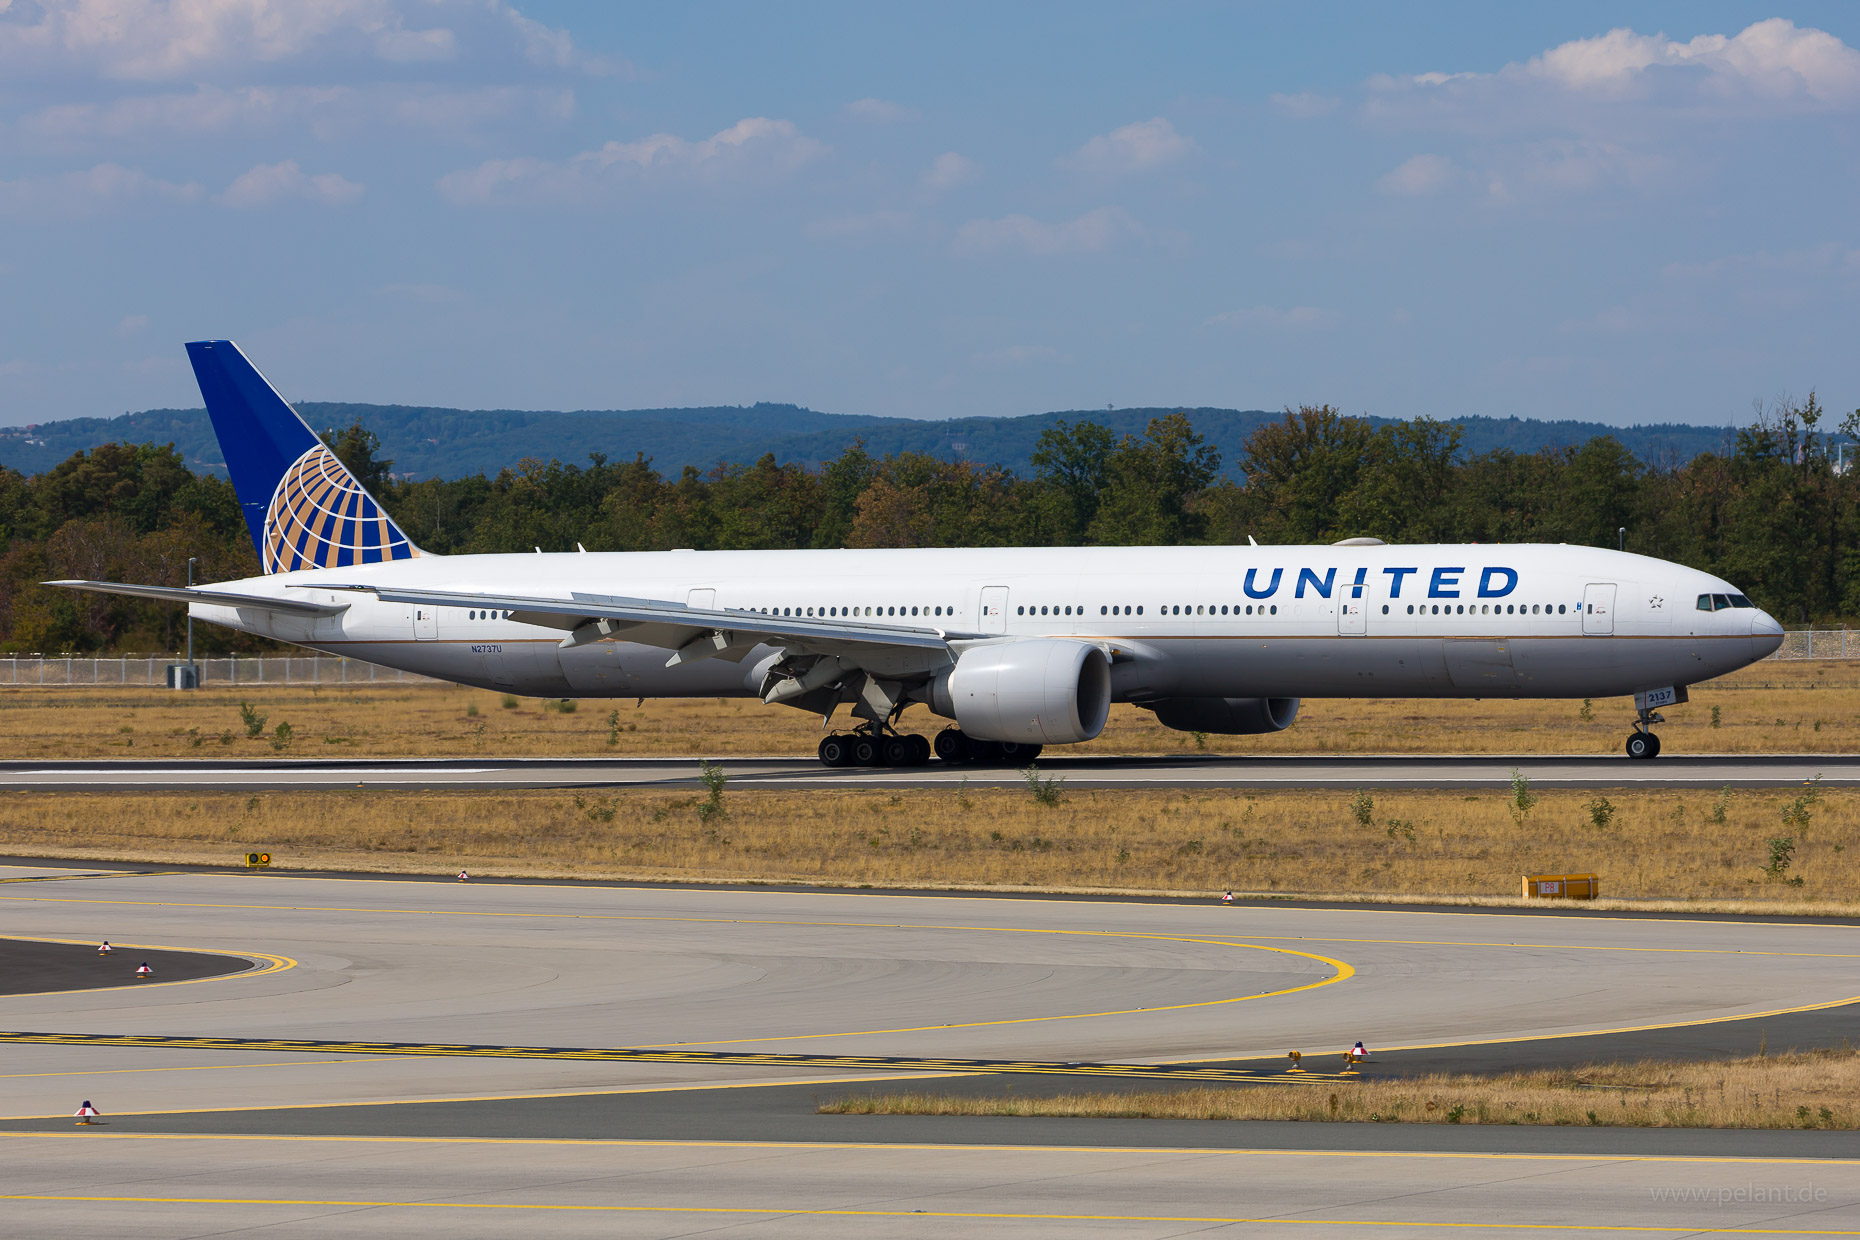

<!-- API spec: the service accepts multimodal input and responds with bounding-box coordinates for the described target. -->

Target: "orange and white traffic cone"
[134,962,153,979]
[75,1101,100,1126]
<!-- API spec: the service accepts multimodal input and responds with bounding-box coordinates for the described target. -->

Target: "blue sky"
[2,2,1856,431]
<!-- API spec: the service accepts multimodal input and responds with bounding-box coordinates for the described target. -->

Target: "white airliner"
[53,341,1784,765]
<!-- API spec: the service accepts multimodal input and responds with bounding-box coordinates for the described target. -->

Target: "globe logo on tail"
[263,445,414,573]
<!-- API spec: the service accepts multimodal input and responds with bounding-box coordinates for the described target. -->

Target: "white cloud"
[1205,305,1341,331]
[0,0,600,81]
[1527,19,1860,104]
[0,162,201,214]
[1369,18,1860,124]
[1376,153,1460,196]
[1065,117,1196,175]
[951,207,1142,257]
[921,151,979,190]
[844,97,917,123]
[218,160,364,207]
[437,117,828,205]
[1270,91,1340,119]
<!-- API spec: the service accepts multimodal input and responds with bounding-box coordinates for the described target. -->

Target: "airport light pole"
[186,556,195,674]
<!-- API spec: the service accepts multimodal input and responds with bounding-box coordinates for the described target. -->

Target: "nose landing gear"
[1625,709,1664,760]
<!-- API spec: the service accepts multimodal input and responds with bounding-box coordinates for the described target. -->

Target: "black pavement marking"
[0,1030,1351,1084]
[0,939,249,996]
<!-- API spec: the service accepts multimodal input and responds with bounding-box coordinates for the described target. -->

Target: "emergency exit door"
[1337,597,1367,635]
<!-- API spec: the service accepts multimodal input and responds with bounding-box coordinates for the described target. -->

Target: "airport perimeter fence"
[0,630,1851,686]
[0,654,437,687]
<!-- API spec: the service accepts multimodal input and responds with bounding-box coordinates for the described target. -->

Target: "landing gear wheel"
[934,729,965,763]
[1625,731,1659,760]
[852,735,880,766]
[966,737,1006,765]
[1646,732,1662,758]
[818,735,852,767]
[907,734,931,765]
[881,735,912,766]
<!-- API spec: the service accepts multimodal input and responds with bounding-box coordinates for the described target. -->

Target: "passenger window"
[1406,605,1414,615]
[1381,604,1389,614]
[1269,605,1277,615]
[1136,606,1144,615]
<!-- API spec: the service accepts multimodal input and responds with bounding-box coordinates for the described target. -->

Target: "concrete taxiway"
[0,751,1852,791]
[7,863,1860,1234]
[8,1134,1859,1238]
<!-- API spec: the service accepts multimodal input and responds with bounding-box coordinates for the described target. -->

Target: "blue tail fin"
[186,340,417,574]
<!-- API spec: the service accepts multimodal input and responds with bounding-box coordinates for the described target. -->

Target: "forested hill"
[0,400,1735,481]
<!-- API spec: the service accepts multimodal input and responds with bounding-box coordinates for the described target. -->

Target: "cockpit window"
[1712,594,1732,610]
[1728,594,1754,608]
[1697,594,1714,611]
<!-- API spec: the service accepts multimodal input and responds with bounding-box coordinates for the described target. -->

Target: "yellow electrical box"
[1522,873,1597,900]
[245,852,271,869]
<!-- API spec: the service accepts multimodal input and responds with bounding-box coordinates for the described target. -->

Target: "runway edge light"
[246,851,271,869]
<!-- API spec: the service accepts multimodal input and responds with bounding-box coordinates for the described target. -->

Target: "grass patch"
[1,659,1857,759]
[8,784,1860,907]
[820,1048,1860,1128]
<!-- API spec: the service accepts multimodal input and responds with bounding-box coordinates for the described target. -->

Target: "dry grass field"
[0,659,1854,759]
[820,1048,1860,1129]
[3,779,1855,907]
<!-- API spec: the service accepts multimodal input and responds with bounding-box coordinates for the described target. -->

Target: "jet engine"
[930,639,1112,745]
[1146,696,1300,735]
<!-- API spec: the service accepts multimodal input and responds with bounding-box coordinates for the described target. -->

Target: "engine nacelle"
[1147,696,1300,735]
[931,639,1112,745]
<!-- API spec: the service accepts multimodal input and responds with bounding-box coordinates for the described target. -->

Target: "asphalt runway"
[8,862,1860,1234]
[1,750,1853,791]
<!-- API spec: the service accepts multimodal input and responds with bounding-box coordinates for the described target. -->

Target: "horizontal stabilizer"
[46,580,349,617]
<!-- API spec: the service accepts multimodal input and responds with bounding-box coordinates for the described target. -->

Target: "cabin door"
[980,586,1009,634]
[1582,583,1616,635]
[1337,597,1367,635]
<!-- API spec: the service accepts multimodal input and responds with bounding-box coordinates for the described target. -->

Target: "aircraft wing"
[329,584,966,667]
[46,579,350,617]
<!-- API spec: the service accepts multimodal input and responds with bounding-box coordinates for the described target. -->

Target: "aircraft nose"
[1751,610,1784,658]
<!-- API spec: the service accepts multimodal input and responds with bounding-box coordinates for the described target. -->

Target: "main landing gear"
[815,727,1044,767]
[1625,709,1664,760]
[818,728,930,768]
[932,729,1042,767]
